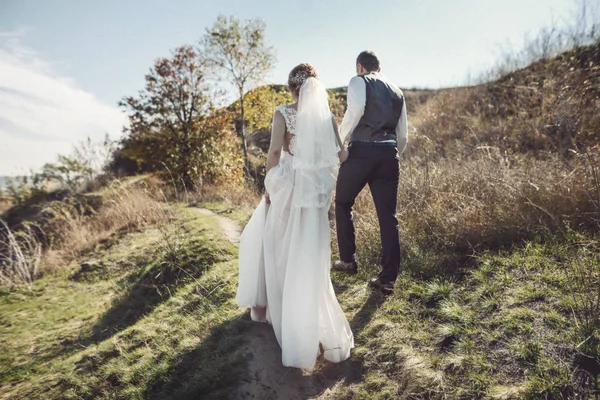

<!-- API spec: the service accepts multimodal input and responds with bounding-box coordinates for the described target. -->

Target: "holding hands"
[339,147,349,163]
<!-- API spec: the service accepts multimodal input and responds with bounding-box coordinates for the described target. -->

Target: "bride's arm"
[331,116,348,163]
[263,110,286,204]
[266,110,286,173]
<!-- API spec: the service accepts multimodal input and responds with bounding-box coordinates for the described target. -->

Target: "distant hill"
[0,176,30,194]
[0,176,18,191]
[234,83,441,116]
[326,85,441,112]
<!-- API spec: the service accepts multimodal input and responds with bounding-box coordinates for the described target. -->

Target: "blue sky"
[0,0,578,175]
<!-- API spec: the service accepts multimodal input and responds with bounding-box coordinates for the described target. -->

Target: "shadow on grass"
[400,241,475,282]
[43,235,222,369]
[72,285,378,399]
[81,241,220,345]
[331,278,353,297]
[257,290,375,399]
[67,305,248,399]
[142,313,249,400]
[142,293,373,400]
[350,289,386,335]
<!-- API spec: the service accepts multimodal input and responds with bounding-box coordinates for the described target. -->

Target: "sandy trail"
[196,207,357,399]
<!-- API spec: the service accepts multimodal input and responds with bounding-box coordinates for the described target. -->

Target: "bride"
[236,63,354,369]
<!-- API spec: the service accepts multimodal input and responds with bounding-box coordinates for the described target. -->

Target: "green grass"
[330,239,600,399]
[0,206,249,400]
[1,203,599,399]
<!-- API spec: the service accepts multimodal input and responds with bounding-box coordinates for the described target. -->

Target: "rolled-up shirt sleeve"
[396,95,408,155]
[339,76,366,144]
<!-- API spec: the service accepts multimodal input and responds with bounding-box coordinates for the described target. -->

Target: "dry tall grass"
[0,176,174,284]
[566,248,600,366]
[0,197,11,215]
[46,178,174,271]
[0,221,41,287]
[408,44,600,160]
[349,149,600,274]
[345,43,600,276]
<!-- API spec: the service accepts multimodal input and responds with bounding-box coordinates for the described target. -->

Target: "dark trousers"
[335,145,400,283]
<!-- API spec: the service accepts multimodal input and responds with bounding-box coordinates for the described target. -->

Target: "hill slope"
[1,198,598,399]
[0,205,249,399]
[409,43,600,158]
[1,44,599,399]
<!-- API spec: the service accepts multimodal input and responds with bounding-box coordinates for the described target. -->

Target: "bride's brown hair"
[288,63,318,97]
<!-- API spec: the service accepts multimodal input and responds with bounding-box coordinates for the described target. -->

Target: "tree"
[119,45,241,188]
[202,15,276,175]
[328,91,347,124]
[230,85,292,138]
[72,135,115,182]
[39,155,93,192]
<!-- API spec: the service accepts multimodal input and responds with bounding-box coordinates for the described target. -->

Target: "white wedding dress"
[236,78,354,369]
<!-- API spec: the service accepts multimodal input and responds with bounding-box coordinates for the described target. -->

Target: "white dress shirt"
[339,73,408,155]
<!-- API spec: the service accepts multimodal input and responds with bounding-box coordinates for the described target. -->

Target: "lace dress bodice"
[276,105,297,155]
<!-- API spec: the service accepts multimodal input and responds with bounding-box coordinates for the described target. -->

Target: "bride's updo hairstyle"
[288,63,318,97]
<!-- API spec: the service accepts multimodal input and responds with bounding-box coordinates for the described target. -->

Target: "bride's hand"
[265,192,271,204]
[339,148,349,163]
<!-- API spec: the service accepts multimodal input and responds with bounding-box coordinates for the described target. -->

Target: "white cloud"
[0,29,127,176]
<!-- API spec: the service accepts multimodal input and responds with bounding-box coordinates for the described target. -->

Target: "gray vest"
[350,72,404,143]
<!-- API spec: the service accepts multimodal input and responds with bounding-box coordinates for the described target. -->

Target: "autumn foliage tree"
[230,85,292,143]
[118,45,243,188]
[228,85,292,186]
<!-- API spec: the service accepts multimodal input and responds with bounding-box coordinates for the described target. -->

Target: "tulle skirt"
[236,153,354,369]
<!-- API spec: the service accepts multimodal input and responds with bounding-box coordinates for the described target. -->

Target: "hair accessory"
[290,71,310,86]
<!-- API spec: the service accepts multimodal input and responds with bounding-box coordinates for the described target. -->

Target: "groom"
[333,50,408,294]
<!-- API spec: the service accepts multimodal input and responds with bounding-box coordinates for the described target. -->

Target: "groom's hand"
[339,148,349,163]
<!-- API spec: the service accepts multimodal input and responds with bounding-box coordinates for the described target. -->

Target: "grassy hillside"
[1,44,599,399]
[1,194,597,399]
[1,202,249,399]
[322,43,600,398]
[409,43,600,158]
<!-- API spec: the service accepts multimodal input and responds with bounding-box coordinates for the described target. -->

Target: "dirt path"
[236,322,338,400]
[195,208,241,244]
[197,208,355,400]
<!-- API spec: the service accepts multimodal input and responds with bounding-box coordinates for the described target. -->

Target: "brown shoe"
[369,277,394,294]
[333,260,358,275]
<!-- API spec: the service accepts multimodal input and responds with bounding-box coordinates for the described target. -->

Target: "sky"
[0,0,579,176]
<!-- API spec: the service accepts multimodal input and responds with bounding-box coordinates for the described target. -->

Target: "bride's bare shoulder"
[272,106,286,123]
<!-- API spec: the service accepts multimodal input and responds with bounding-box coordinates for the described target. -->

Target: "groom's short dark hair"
[356,51,380,71]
